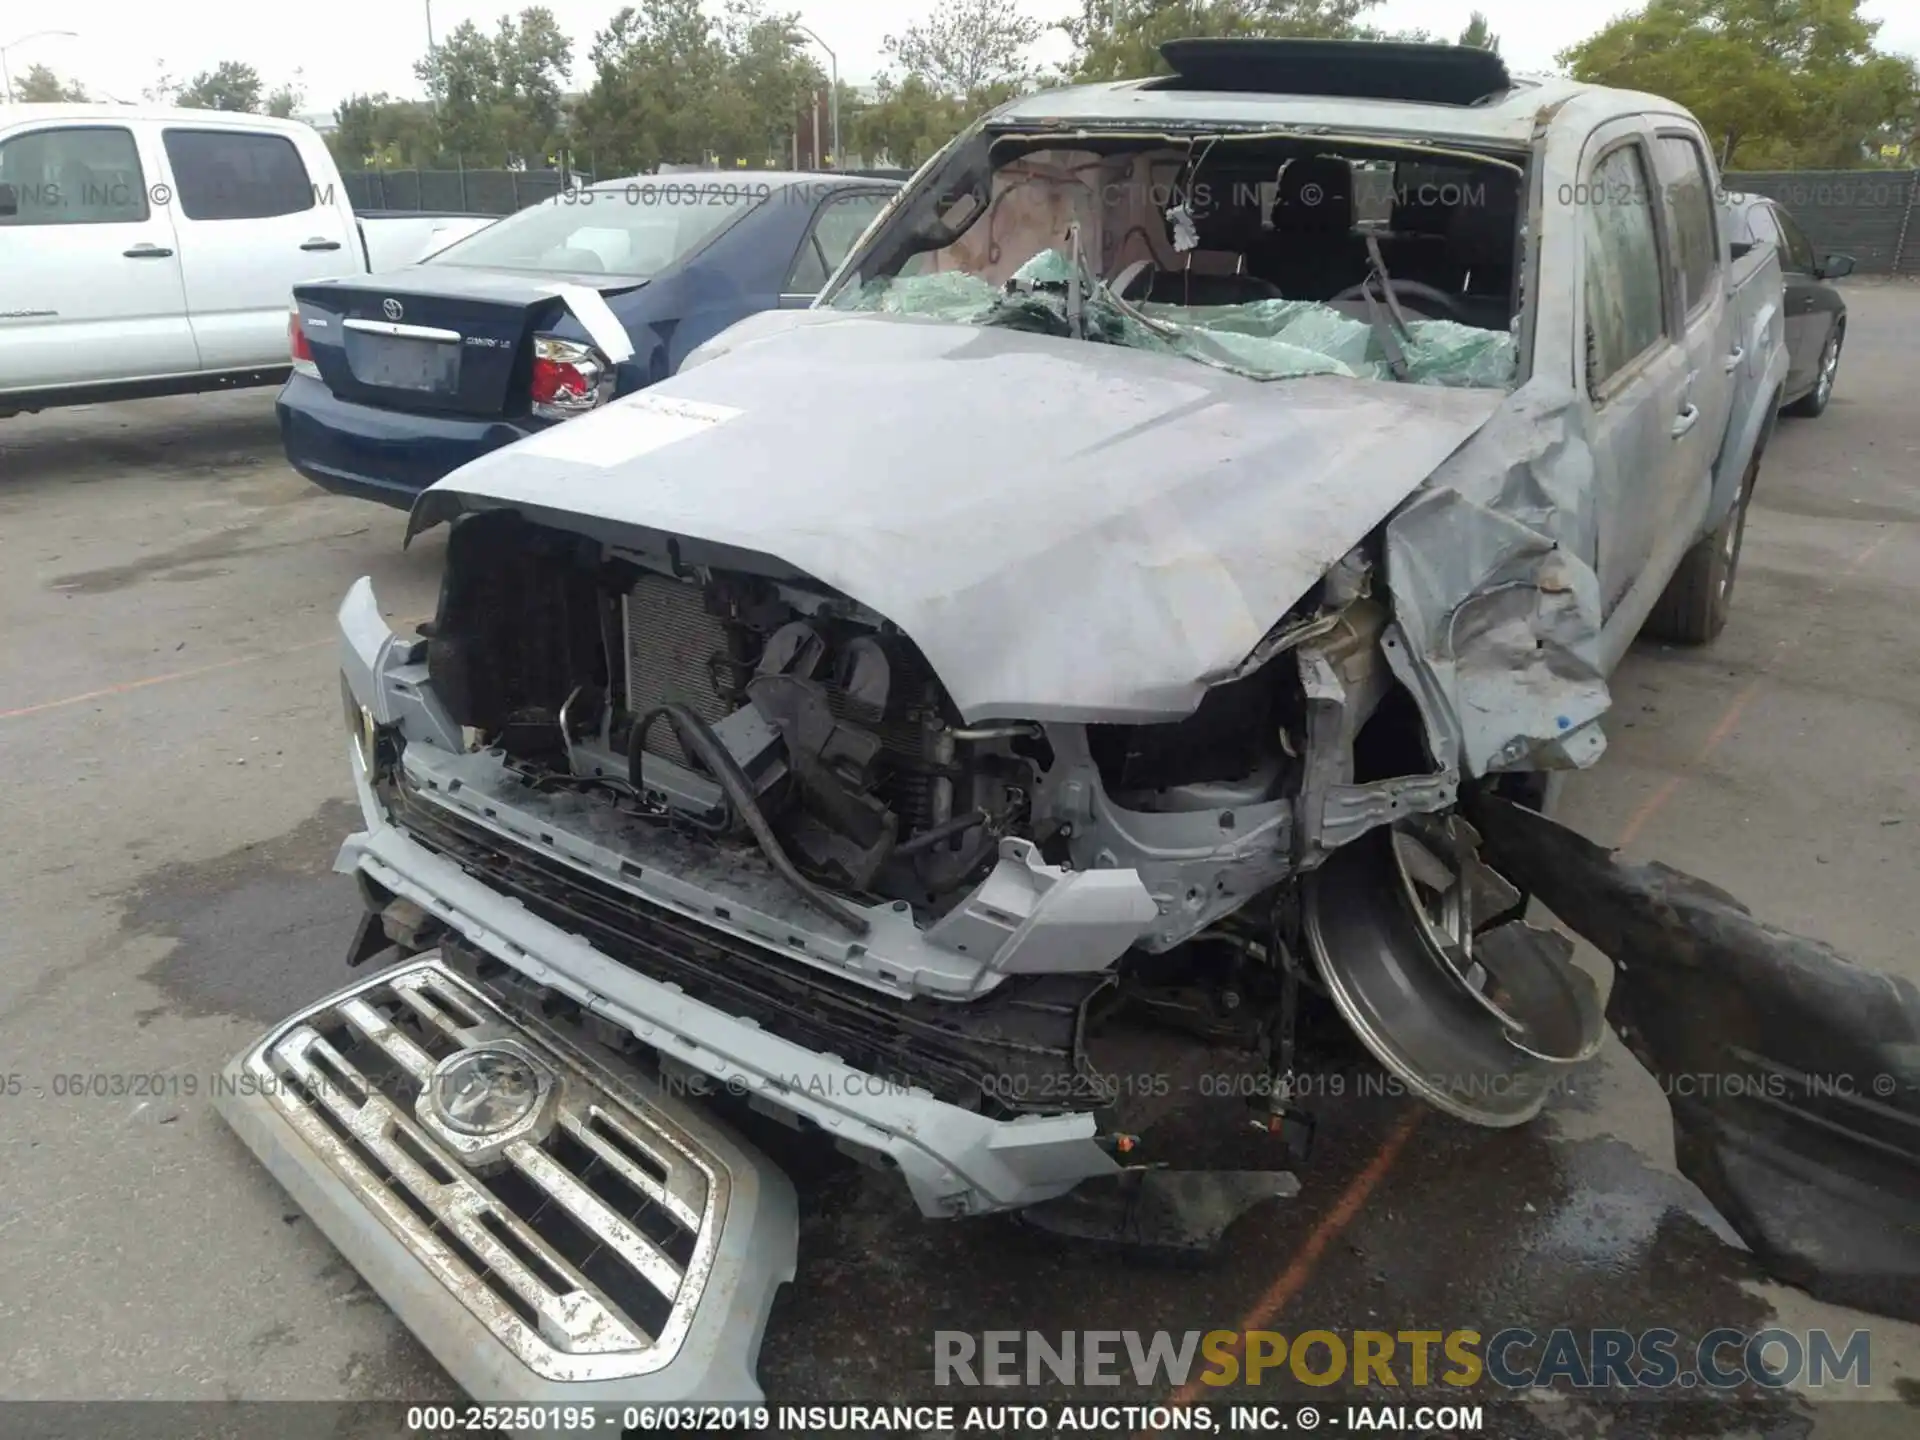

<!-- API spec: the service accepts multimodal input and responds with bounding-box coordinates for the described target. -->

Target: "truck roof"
[987,69,1687,150]
[0,103,322,134]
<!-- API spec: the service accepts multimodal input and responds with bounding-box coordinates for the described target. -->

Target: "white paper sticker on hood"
[518,393,744,466]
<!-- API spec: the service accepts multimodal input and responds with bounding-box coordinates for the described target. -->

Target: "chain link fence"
[1724,170,1920,276]
[340,166,575,215]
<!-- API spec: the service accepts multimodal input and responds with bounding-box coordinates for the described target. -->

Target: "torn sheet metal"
[1384,381,1609,776]
[408,311,1501,725]
[1472,795,1920,1324]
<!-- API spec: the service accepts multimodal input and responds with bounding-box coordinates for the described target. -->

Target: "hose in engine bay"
[633,702,874,937]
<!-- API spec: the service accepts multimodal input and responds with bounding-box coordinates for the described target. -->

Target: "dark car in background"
[279,171,900,507]
[1723,192,1853,419]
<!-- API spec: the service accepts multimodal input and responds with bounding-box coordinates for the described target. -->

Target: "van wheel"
[1642,453,1757,645]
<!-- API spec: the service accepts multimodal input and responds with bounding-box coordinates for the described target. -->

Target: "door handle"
[1671,403,1700,438]
[1723,345,1744,373]
[300,238,343,251]
[123,243,173,258]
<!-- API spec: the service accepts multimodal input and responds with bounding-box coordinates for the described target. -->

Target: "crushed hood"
[411,311,1503,723]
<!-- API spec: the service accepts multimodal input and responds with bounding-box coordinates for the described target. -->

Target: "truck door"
[1651,128,1736,539]
[156,124,359,373]
[1573,120,1690,615]
[0,120,197,392]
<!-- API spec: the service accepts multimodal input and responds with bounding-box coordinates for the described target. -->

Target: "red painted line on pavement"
[0,639,334,722]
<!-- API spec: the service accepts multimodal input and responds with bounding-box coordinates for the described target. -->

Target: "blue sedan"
[279,171,900,508]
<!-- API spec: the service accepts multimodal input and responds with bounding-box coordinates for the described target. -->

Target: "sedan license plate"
[350,334,460,393]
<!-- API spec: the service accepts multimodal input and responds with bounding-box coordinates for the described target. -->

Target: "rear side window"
[1658,135,1718,314]
[1582,143,1667,395]
[162,130,314,221]
[0,126,149,225]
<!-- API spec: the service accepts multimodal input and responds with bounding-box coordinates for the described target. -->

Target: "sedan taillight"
[289,307,319,378]
[530,335,612,419]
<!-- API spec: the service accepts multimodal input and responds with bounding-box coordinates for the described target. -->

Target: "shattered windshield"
[824,133,1522,389]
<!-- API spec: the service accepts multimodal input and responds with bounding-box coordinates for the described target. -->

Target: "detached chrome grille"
[241,957,725,1382]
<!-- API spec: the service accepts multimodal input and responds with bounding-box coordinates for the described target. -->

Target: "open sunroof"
[1151,38,1515,107]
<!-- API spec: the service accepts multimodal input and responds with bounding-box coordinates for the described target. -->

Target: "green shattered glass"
[835,254,1517,389]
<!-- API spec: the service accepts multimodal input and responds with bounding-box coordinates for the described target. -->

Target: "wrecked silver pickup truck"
[217,41,1799,1409]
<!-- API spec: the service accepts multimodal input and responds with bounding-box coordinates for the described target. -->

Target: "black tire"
[1784,322,1842,418]
[1642,453,1757,645]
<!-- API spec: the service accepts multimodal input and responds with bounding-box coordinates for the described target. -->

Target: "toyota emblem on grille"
[382,298,404,321]
[429,1047,549,1136]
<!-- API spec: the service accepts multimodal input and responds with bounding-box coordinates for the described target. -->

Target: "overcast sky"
[9,0,1919,114]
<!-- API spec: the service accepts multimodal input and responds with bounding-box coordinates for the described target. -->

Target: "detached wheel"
[1642,452,1757,645]
[1784,323,1842,418]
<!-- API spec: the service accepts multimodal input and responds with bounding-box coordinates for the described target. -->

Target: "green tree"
[851,73,973,167]
[1061,0,1389,83]
[708,2,824,164]
[265,69,306,119]
[330,93,444,168]
[141,64,178,105]
[574,0,732,172]
[1458,11,1498,52]
[175,61,265,112]
[1559,0,1917,168]
[15,63,88,102]
[883,0,1043,99]
[416,9,572,163]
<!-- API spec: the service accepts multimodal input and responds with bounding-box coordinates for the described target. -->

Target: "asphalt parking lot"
[2,285,1917,1436]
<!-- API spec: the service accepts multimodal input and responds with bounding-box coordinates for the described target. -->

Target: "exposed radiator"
[622,573,739,767]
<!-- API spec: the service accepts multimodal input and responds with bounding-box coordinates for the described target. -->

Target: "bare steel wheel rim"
[1297,821,1597,1128]
[1389,817,1527,1031]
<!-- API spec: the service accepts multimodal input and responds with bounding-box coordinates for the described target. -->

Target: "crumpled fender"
[1385,381,1610,777]
[1471,794,1920,1324]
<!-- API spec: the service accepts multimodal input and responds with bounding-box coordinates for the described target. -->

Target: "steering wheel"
[1330,277,1465,323]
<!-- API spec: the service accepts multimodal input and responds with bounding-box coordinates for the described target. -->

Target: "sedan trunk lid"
[293,267,640,418]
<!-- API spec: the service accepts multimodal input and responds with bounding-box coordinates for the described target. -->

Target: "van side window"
[162,130,314,221]
[1582,143,1667,396]
[0,127,149,226]
[1657,135,1719,315]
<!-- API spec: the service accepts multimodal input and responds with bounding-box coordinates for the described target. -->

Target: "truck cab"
[0,104,493,415]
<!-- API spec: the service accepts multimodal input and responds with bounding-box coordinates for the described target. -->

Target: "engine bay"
[393,505,1590,1141]
[415,508,1429,934]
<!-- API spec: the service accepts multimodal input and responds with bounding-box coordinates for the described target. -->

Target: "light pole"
[788,24,838,169]
[1,30,79,106]
[423,0,438,115]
